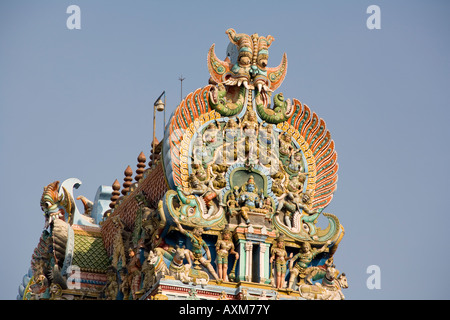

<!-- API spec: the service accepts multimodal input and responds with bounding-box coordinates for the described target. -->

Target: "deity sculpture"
[126,248,142,300]
[173,217,221,282]
[103,267,119,300]
[237,176,262,224]
[288,240,331,288]
[181,174,218,218]
[269,235,289,289]
[279,134,294,157]
[215,228,239,282]
[287,149,304,174]
[118,268,130,300]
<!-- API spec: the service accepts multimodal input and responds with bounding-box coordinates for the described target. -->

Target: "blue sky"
[1,0,449,300]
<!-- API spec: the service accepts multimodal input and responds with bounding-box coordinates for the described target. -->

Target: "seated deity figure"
[288,149,304,173]
[226,193,240,219]
[180,174,218,218]
[279,134,294,157]
[203,122,221,145]
[237,176,263,224]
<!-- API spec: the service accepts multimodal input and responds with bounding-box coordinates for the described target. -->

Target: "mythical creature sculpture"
[298,264,348,300]
[207,28,290,124]
[208,28,287,93]
[255,92,295,124]
[40,181,75,228]
[142,248,169,291]
[33,180,82,294]
[209,83,246,117]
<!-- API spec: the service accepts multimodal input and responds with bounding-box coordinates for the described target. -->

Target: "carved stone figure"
[111,216,131,269]
[142,248,169,291]
[173,217,221,282]
[298,264,348,300]
[237,176,262,224]
[279,134,294,158]
[104,267,119,300]
[270,236,289,289]
[288,240,331,288]
[118,268,130,300]
[126,248,142,300]
[165,246,192,282]
[215,228,239,282]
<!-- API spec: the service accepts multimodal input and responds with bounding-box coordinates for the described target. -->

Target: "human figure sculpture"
[127,248,142,299]
[269,236,289,289]
[238,176,262,224]
[279,134,294,157]
[288,240,331,289]
[173,217,221,282]
[288,149,304,173]
[103,267,119,300]
[182,173,218,217]
[215,228,239,282]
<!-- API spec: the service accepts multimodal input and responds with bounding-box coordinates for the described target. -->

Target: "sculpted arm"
[313,240,332,257]
[230,243,239,259]
[173,216,188,237]
[203,242,212,261]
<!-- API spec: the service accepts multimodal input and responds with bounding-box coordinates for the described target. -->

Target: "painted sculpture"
[18,28,347,300]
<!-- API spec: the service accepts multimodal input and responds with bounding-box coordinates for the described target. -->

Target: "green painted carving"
[208,83,247,117]
[271,209,340,244]
[164,187,227,229]
[255,91,295,124]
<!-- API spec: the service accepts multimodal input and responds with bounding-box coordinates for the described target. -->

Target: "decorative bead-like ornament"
[122,166,133,196]
[109,179,121,209]
[135,151,146,182]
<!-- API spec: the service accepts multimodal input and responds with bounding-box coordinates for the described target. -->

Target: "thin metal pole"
[152,90,165,168]
[179,75,185,102]
[164,93,166,129]
[152,103,156,167]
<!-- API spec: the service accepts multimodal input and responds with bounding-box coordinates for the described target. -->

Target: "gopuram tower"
[18,29,347,301]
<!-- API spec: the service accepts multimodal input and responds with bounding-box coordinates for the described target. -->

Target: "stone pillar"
[244,242,253,282]
[259,243,269,284]
[237,239,246,282]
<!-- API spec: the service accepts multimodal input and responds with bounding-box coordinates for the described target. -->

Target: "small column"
[259,243,269,284]
[237,239,246,282]
[244,242,253,282]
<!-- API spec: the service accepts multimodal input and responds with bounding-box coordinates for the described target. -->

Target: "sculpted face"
[193,227,204,237]
[302,242,311,253]
[207,28,287,92]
